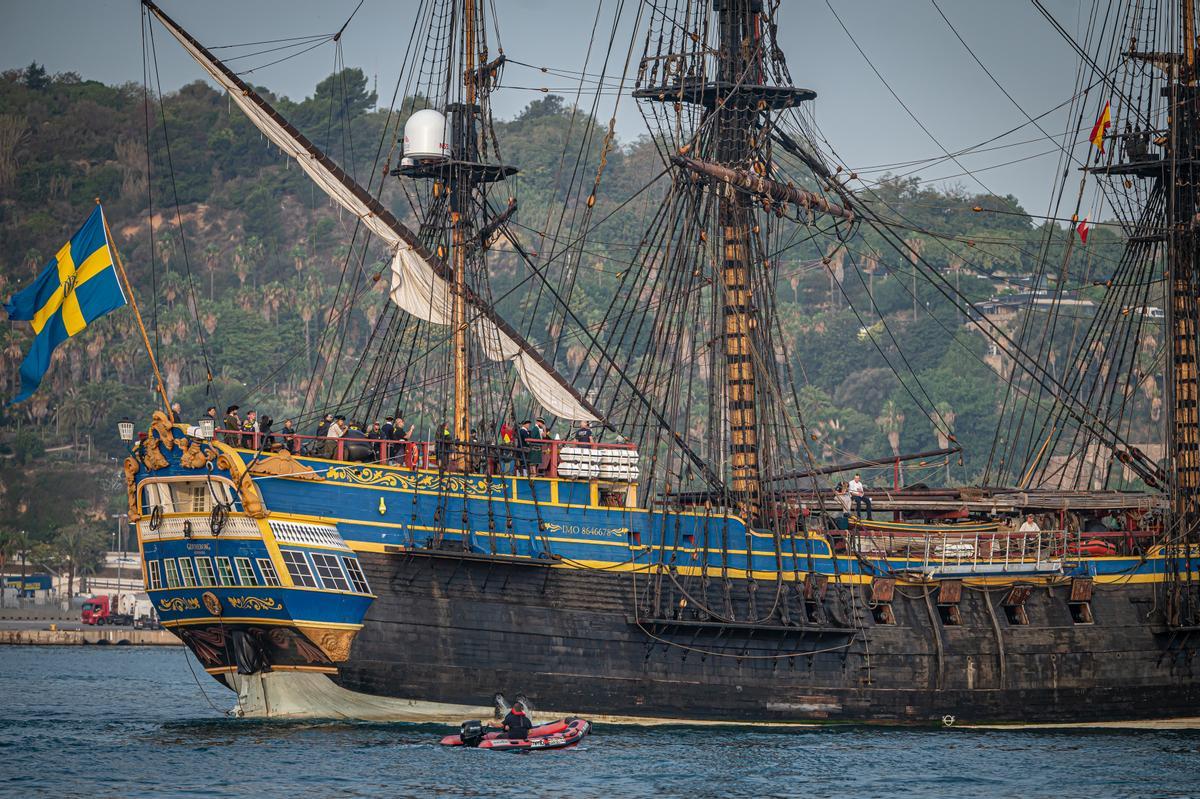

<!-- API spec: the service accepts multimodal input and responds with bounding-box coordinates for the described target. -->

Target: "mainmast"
[714,0,765,521]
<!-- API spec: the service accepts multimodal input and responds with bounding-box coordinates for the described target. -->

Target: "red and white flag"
[1076,216,1090,244]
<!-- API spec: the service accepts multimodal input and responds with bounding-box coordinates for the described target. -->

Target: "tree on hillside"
[53,524,106,600]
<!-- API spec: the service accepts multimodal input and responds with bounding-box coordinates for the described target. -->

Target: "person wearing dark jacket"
[501,705,533,740]
[222,406,241,446]
[280,419,296,452]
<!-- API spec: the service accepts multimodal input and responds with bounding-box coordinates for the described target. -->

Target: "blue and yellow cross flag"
[4,205,128,403]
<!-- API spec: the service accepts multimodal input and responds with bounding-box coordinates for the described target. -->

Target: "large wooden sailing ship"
[121,0,1200,724]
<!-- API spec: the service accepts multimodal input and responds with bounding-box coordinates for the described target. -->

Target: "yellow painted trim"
[162,617,363,630]
[256,516,294,588]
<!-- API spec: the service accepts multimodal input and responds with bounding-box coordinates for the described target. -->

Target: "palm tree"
[54,525,104,601]
[203,243,220,301]
[876,400,906,488]
[933,401,956,483]
[289,243,306,277]
[876,399,905,457]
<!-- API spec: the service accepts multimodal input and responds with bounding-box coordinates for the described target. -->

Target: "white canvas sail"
[147,1,599,423]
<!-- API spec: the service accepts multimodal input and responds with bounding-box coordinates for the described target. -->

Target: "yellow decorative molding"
[226,596,283,611]
[180,439,218,470]
[123,457,142,521]
[149,410,177,450]
[217,453,268,519]
[325,466,504,496]
[157,596,201,612]
[295,625,358,663]
[248,449,324,480]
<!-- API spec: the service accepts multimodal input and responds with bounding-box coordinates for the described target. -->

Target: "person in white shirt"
[1018,514,1041,533]
[848,473,872,520]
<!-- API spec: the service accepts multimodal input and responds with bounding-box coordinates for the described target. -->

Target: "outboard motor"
[459,719,485,748]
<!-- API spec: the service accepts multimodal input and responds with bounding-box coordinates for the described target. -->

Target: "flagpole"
[96,199,171,415]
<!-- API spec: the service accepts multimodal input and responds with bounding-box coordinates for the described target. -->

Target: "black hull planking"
[333,552,1200,725]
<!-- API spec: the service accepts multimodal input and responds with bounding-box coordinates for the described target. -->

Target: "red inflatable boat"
[440,717,592,752]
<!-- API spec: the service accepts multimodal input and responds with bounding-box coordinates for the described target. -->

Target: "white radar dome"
[403,109,451,160]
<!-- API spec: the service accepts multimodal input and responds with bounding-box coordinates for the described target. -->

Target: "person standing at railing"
[223,405,241,446]
[240,410,259,449]
[516,419,533,476]
[324,415,346,458]
[848,473,873,520]
[498,419,516,474]
[574,420,593,443]
[1018,514,1041,534]
[280,419,296,452]
[529,417,548,475]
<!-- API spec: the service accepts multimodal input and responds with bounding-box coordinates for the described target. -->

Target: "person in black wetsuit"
[501,705,533,740]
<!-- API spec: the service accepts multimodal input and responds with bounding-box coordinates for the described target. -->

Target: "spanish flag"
[1089,101,1112,153]
[4,206,128,403]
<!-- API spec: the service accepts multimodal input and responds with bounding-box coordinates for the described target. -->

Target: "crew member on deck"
[501,704,533,740]
[170,401,183,424]
[529,417,548,475]
[436,420,453,470]
[223,406,241,446]
[499,419,516,474]
[848,473,872,520]
[516,420,533,476]
[240,410,259,449]
[574,420,593,443]
[280,418,296,452]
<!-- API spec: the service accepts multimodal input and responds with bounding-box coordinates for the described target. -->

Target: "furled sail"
[144,0,600,423]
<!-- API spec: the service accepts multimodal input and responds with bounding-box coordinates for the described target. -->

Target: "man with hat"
[530,416,549,475]
[222,405,241,446]
[516,419,534,476]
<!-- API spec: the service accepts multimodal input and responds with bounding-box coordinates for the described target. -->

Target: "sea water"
[0,646,1196,798]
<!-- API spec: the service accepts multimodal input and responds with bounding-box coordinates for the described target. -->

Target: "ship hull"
[335,551,1200,725]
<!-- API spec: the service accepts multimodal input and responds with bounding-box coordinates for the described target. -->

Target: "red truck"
[80,595,134,626]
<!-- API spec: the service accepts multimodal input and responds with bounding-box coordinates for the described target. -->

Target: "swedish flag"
[4,205,128,403]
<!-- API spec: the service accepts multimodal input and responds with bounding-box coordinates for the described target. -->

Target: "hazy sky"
[3,1,1094,213]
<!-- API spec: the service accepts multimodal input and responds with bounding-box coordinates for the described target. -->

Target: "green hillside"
[0,62,1150,565]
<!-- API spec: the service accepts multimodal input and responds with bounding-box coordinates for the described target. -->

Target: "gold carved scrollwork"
[217,453,268,519]
[142,438,169,471]
[226,596,283,611]
[180,440,217,470]
[123,457,142,521]
[295,625,358,663]
[248,449,323,481]
[149,410,177,450]
[157,596,201,612]
[325,466,503,496]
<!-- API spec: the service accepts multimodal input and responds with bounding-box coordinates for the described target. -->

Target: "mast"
[715,0,763,521]
[449,0,478,472]
[1166,0,1200,625]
